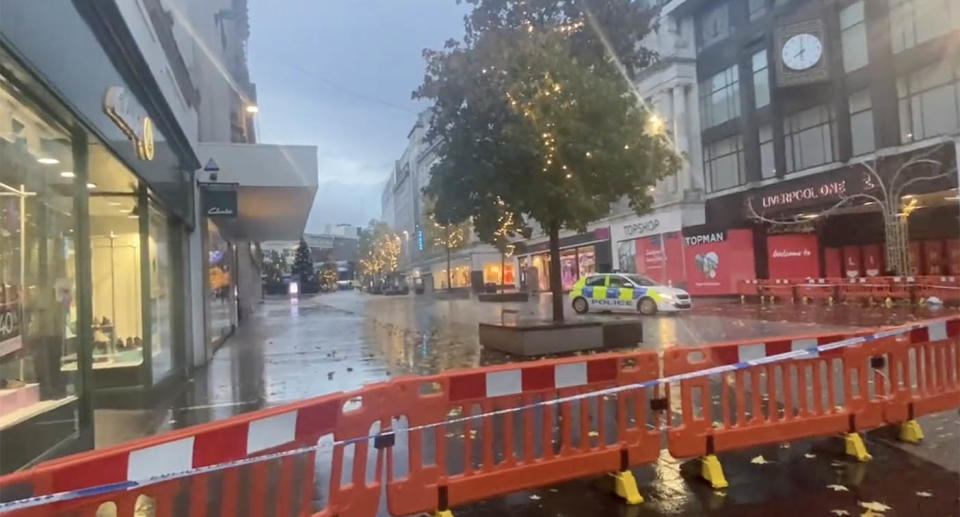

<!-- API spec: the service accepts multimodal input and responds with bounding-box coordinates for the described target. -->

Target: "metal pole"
[18,185,25,380]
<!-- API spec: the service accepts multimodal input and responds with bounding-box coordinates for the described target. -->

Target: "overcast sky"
[248,0,467,232]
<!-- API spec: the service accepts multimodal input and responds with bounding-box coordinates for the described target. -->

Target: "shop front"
[743,146,959,279]
[0,2,199,472]
[517,228,611,292]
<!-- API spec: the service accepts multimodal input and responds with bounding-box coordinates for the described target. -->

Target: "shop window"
[435,264,470,289]
[848,90,876,156]
[783,105,837,172]
[699,65,740,128]
[531,254,551,291]
[617,241,637,273]
[207,220,235,348]
[560,249,578,290]
[889,0,958,53]
[577,246,596,278]
[482,262,514,285]
[704,135,744,192]
[748,0,768,20]
[148,202,173,381]
[759,124,776,178]
[698,2,730,50]
[752,50,770,108]
[897,64,960,143]
[0,78,78,423]
[840,1,868,73]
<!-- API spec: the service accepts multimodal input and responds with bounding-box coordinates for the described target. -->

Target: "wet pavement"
[93,291,959,516]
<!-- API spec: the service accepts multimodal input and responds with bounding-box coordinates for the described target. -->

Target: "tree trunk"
[500,253,505,293]
[548,221,564,323]
[446,246,452,292]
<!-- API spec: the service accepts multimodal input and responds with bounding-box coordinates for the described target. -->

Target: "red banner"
[824,247,842,278]
[843,245,862,278]
[634,233,686,286]
[861,244,883,277]
[683,229,755,295]
[947,240,960,275]
[767,234,820,279]
[922,240,946,275]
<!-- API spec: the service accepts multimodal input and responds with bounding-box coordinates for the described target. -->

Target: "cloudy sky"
[248,0,467,232]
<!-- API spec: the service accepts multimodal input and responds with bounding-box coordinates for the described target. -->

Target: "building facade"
[0,0,316,472]
[669,0,959,290]
[382,111,513,292]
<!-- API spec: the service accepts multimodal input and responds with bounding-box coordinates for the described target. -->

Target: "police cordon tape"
[0,320,941,513]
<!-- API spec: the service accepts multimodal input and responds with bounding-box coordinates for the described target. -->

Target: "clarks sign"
[202,184,238,218]
[745,168,876,216]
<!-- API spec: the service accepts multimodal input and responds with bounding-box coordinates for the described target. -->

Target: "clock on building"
[781,33,823,71]
[775,19,829,87]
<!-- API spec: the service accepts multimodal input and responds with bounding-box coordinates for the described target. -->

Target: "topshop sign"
[620,209,683,239]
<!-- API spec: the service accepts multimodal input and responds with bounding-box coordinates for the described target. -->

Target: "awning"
[197,143,317,241]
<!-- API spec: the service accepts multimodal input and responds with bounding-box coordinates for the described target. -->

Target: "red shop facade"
[702,145,960,283]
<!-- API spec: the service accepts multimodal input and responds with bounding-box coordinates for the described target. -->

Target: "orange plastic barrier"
[758,278,794,300]
[383,351,661,516]
[663,331,884,459]
[0,389,387,517]
[736,279,760,298]
[916,275,960,302]
[795,277,841,301]
[3,318,960,516]
[882,318,960,424]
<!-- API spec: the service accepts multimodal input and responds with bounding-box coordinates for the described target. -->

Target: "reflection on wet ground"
[93,292,958,516]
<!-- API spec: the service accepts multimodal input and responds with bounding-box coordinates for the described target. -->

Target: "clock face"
[781,33,823,71]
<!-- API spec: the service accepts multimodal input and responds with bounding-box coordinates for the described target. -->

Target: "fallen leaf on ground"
[588,430,599,438]
[750,455,771,465]
[549,488,559,493]
[828,484,849,492]
[858,501,892,512]
[529,494,540,501]
[829,510,850,516]
[804,453,816,459]
[915,491,932,497]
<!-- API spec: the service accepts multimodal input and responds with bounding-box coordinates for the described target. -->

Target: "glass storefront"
[482,262,515,285]
[207,219,236,350]
[434,263,471,289]
[522,245,597,292]
[148,202,174,381]
[0,78,79,428]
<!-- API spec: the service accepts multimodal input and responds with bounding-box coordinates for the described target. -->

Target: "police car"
[570,273,692,315]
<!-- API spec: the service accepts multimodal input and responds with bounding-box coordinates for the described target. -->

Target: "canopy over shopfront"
[196,143,318,241]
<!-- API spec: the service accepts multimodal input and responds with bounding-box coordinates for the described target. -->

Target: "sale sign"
[861,244,883,276]
[843,245,862,278]
[768,234,820,279]
[683,229,756,295]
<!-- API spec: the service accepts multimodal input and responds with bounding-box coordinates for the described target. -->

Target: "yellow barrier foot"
[844,433,872,462]
[701,455,728,489]
[614,470,644,505]
[434,510,455,517]
[899,419,924,443]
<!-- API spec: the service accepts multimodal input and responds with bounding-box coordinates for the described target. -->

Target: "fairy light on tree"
[429,212,467,291]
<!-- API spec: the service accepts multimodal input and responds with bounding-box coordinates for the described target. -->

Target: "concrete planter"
[432,288,471,300]
[477,292,530,302]
[479,321,605,356]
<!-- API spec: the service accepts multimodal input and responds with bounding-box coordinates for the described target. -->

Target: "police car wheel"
[572,297,589,314]
[638,297,657,316]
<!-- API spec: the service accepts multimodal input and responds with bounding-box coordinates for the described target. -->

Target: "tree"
[293,238,314,285]
[262,250,287,288]
[320,262,339,291]
[428,211,468,290]
[357,220,402,286]
[416,0,680,321]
